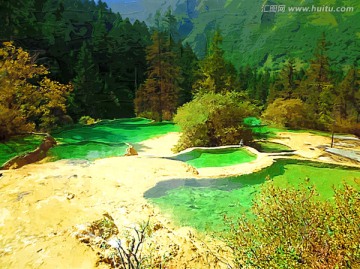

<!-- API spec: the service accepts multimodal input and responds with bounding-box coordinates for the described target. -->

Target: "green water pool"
[254,141,293,153]
[145,159,360,232]
[0,135,43,167]
[174,148,257,168]
[0,118,179,165]
[49,118,179,161]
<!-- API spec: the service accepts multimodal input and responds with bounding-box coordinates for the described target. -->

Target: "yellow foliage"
[225,182,360,268]
[0,42,72,139]
[262,98,311,129]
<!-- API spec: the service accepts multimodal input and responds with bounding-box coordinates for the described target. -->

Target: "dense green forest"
[1,0,151,121]
[108,0,360,67]
[0,0,359,143]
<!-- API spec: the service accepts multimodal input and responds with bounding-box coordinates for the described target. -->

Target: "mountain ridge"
[107,0,360,68]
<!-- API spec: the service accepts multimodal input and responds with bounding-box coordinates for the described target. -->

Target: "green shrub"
[225,182,360,268]
[173,92,258,151]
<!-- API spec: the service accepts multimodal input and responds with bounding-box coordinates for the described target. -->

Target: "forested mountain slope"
[112,0,360,68]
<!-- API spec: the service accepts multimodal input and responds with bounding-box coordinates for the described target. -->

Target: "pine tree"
[255,69,271,105]
[41,0,64,45]
[239,65,256,92]
[71,42,102,119]
[338,65,360,122]
[164,8,180,44]
[297,33,334,128]
[298,34,332,100]
[268,58,299,102]
[178,43,199,105]
[193,30,238,94]
[163,10,198,105]
[134,30,182,121]
[92,7,110,66]
[0,0,37,41]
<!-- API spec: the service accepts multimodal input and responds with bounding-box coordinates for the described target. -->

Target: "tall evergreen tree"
[70,42,102,119]
[164,8,180,44]
[92,6,110,70]
[255,69,271,105]
[297,33,334,128]
[238,65,256,92]
[337,65,360,122]
[134,30,182,121]
[0,0,37,41]
[162,9,198,105]
[178,43,199,105]
[268,58,299,102]
[193,30,238,94]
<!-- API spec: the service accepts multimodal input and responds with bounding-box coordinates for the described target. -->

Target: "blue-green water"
[48,118,179,160]
[173,148,257,168]
[48,118,179,161]
[0,135,44,167]
[254,141,293,153]
[145,159,360,232]
[1,118,179,165]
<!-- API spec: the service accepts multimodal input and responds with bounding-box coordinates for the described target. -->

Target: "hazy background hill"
[107,0,360,69]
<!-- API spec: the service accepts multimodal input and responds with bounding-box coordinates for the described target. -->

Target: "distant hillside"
[106,0,180,22]
[113,0,360,69]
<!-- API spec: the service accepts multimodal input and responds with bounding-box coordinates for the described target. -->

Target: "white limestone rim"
[169,145,275,178]
[172,145,258,157]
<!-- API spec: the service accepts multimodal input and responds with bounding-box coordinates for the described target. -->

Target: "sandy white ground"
[0,131,359,268]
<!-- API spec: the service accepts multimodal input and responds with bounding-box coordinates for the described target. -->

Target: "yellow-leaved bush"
[224,182,360,268]
[0,42,72,140]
